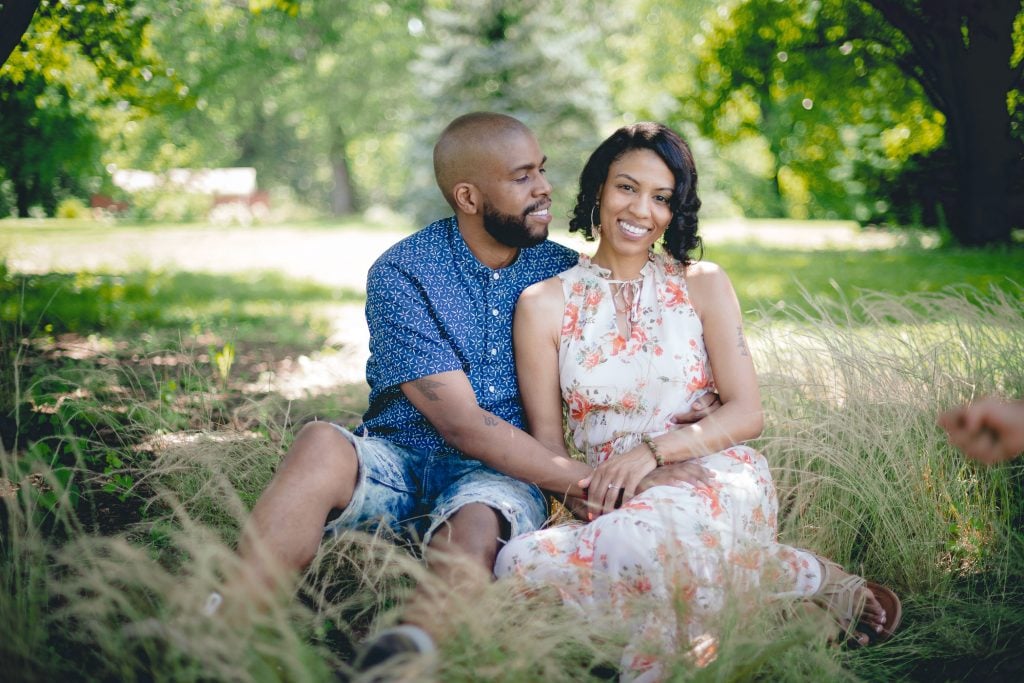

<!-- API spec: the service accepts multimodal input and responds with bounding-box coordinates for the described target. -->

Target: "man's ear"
[453,182,481,215]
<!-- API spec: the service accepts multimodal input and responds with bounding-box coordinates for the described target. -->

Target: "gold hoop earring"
[590,202,601,233]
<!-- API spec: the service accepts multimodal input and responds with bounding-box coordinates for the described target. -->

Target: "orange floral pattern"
[495,253,823,682]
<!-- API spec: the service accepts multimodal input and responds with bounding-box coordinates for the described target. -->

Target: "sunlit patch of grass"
[706,242,1024,313]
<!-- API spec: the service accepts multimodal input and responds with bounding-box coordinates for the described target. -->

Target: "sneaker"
[353,624,436,676]
[201,591,223,617]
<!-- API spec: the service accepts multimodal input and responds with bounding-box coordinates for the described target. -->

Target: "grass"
[707,242,1024,313]
[1,219,1023,681]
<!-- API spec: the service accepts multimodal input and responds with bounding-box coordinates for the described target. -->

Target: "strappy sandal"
[809,554,902,647]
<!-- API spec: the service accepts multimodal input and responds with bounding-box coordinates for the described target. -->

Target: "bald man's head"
[433,112,534,209]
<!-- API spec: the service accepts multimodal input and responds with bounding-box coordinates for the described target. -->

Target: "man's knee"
[431,503,506,565]
[280,422,358,502]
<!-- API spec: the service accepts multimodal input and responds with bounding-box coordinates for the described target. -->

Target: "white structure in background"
[110,167,269,225]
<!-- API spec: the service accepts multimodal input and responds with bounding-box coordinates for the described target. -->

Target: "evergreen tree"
[406,0,613,224]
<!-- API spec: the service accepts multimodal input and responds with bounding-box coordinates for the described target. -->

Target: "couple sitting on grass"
[216,112,901,681]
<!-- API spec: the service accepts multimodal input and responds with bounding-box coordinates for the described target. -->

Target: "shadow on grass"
[1,261,364,343]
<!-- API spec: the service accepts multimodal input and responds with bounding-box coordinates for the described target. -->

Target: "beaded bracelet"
[641,434,665,467]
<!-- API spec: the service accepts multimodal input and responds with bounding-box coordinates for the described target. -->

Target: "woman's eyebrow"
[614,172,672,192]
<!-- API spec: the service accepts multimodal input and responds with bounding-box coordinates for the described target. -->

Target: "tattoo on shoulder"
[412,377,445,401]
[736,326,750,357]
[482,412,499,427]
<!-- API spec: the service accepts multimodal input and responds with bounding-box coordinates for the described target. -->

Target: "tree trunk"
[943,1,1016,246]
[329,126,355,216]
[0,0,40,68]
[868,0,1019,246]
[759,84,788,217]
[14,177,31,217]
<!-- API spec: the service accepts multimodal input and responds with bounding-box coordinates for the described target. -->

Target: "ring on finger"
[607,483,621,490]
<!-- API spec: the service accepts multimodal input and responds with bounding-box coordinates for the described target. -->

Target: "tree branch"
[861,0,945,67]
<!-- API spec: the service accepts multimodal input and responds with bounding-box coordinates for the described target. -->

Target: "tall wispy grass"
[2,285,1022,681]
[751,285,1024,679]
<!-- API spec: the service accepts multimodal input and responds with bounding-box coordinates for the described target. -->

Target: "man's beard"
[482,201,547,248]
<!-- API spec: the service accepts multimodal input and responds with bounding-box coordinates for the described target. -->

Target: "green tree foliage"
[405,0,613,221]
[694,0,1023,246]
[600,0,768,219]
[855,0,1023,246]
[0,0,159,216]
[110,0,422,216]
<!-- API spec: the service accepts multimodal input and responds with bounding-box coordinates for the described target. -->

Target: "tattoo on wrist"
[483,413,499,426]
[736,326,749,357]
[413,377,445,401]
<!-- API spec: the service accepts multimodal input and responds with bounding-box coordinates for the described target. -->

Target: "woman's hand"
[578,447,657,518]
[632,460,714,499]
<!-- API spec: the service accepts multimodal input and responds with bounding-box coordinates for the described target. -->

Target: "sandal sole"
[863,581,902,643]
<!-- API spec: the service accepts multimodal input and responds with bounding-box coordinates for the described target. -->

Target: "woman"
[494,123,900,680]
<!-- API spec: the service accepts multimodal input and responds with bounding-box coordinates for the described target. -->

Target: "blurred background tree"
[0,0,164,217]
[402,0,614,223]
[1,0,1021,246]
[103,0,423,215]
[690,0,1022,245]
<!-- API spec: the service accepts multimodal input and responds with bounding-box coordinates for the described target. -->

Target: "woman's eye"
[655,195,670,203]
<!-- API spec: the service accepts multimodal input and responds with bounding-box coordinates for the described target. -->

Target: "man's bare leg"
[404,502,504,639]
[356,502,505,668]
[236,421,359,595]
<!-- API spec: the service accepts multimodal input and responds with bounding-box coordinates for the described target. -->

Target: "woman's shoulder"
[517,275,565,316]
[682,259,726,279]
[520,273,564,300]
[654,253,725,281]
[680,260,736,310]
[516,275,566,337]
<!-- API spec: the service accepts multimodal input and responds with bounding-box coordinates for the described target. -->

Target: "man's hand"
[578,447,657,519]
[670,392,722,425]
[938,397,1024,465]
[633,460,715,498]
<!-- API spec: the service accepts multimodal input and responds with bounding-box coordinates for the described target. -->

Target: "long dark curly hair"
[569,122,702,264]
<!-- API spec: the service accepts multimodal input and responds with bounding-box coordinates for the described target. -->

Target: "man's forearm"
[446,409,590,497]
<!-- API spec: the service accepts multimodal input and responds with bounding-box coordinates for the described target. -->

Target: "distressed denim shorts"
[321,424,548,546]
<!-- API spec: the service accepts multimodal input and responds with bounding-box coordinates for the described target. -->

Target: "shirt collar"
[447,216,523,280]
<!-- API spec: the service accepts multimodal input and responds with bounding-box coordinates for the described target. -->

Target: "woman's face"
[596,149,674,258]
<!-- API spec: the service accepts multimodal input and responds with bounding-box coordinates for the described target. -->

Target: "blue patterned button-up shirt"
[361,216,578,458]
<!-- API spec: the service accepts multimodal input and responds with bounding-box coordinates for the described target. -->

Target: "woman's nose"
[631,194,652,218]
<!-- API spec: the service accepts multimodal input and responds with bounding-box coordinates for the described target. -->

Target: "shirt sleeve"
[365,260,464,392]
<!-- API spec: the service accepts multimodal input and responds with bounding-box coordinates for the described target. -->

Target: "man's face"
[477,131,553,248]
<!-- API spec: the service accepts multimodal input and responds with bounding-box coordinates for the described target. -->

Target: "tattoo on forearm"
[736,326,749,357]
[483,412,499,427]
[412,377,445,401]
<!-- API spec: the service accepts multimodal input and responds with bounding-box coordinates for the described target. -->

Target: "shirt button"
[490,348,497,356]
[488,385,496,393]
[491,308,499,316]
[492,272,500,280]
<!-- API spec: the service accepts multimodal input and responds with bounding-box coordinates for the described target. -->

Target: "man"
[227,112,589,667]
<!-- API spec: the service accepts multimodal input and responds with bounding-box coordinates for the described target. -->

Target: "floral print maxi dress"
[494,253,821,681]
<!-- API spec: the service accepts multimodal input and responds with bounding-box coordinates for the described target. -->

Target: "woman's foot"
[809,555,902,647]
